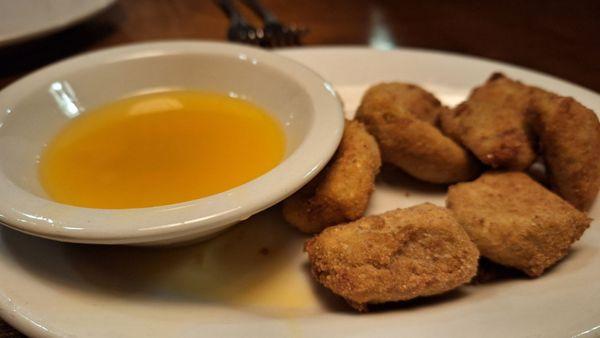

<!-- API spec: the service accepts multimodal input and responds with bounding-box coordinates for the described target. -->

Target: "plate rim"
[279,45,599,98]
[1,45,599,337]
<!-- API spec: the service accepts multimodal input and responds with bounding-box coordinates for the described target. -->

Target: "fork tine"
[276,31,287,47]
[285,30,296,47]
[290,33,300,46]
[239,0,308,48]
[290,28,302,46]
[276,33,286,48]
[291,27,307,46]
[215,0,263,46]
[269,33,280,48]
[265,32,277,48]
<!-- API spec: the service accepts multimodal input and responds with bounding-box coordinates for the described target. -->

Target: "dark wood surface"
[1,0,599,336]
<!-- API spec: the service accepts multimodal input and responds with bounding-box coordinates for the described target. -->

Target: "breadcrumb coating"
[531,90,600,210]
[283,120,381,233]
[305,203,479,311]
[357,83,480,184]
[447,172,590,277]
[440,73,537,170]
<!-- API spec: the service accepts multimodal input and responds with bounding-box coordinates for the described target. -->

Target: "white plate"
[0,0,115,47]
[1,47,599,337]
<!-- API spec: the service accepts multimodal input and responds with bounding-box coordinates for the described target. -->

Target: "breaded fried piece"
[282,120,381,233]
[447,172,591,277]
[357,103,480,184]
[305,203,479,311]
[441,101,536,170]
[359,82,444,125]
[441,72,531,142]
[469,73,532,111]
[440,73,536,170]
[531,91,600,210]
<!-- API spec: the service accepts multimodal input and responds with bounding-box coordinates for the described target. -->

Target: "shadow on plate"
[366,289,468,313]
[301,262,355,314]
[376,164,448,195]
[1,204,595,318]
[470,257,526,285]
[471,246,597,285]
[1,206,327,317]
[302,245,598,313]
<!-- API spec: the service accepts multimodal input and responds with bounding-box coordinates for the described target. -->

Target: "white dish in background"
[0,41,344,245]
[0,0,116,48]
[0,47,599,337]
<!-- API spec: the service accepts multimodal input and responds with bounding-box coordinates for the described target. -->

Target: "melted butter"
[39,90,285,209]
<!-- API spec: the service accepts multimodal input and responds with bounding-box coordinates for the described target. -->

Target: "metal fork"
[215,0,262,45]
[241,0,307,47]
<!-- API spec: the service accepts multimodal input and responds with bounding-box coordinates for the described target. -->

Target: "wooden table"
[0,0,598,336]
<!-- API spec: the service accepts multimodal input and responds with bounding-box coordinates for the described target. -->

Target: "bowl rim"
[0,40,344,244]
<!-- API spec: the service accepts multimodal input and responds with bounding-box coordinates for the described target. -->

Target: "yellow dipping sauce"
[39,90,286,209]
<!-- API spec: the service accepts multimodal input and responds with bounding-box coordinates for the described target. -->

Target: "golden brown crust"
[282,120,381,233]
[440,73,537,170]
[358,82,444,125]
[531,91,600,211]
[356,83,481,184]
[305,203,479,311]
[447,172,591,277]
[470,73,533,112]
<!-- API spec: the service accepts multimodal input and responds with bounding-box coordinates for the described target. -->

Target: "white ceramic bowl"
[0,41,344,245]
